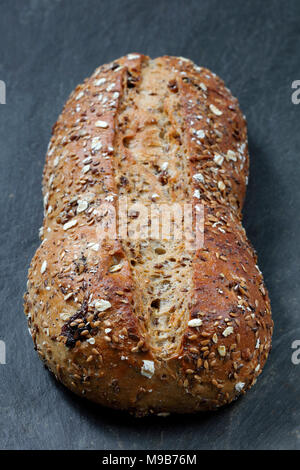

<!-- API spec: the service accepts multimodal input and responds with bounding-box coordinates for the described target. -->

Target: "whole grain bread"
[24,54,273,416]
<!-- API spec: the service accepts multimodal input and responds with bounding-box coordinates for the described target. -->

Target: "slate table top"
[0,0,299,450]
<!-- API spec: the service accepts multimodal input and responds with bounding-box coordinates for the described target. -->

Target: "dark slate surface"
[0,0,299,450]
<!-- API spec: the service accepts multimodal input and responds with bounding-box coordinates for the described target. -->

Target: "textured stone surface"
[0,0,299,450]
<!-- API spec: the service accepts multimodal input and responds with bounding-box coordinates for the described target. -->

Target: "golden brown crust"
[24,54,273,416]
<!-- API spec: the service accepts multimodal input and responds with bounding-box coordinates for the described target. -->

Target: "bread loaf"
[24,54,273,415]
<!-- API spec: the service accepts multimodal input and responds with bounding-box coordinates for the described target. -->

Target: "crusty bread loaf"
[24,54,273,416]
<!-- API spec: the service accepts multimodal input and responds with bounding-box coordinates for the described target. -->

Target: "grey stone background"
[0,0,299,450]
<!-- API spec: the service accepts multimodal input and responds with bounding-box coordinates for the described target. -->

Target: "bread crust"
[24,54,273,416]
